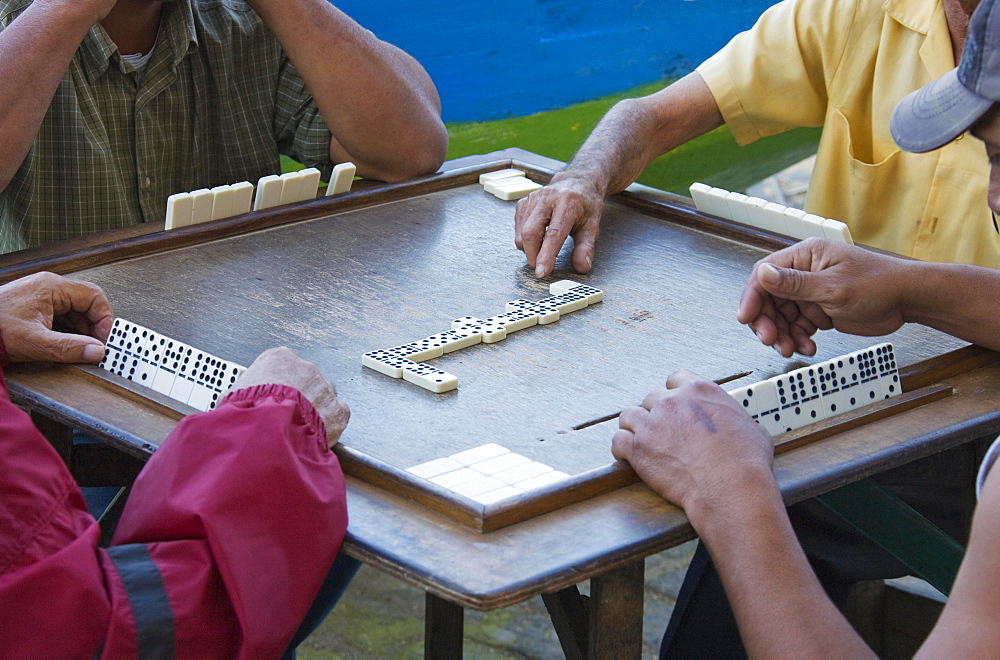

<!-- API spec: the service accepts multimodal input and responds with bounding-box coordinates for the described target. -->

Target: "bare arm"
[514,72,723,277]
[612,371,876,658]
[916,466,1000,657]
[0,0,113,192]
[246,0,447,182]
[737,238,1000,357]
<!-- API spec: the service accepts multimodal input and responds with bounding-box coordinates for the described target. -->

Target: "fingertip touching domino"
[98,317,247,412]
[361,280,604,393]
[689,182,854,245]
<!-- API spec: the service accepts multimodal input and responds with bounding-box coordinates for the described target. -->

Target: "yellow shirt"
[698,0,998,268]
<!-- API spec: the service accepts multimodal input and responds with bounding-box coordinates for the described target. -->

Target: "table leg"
[425,592,463,659]
[589,558,645,658]
[542,586,590,658]
[543,558,645,659]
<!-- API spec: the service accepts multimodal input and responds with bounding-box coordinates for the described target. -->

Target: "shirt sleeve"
[0,362,110,659]
[273,55,336,178]
[696,0,862,145]
[109,383,348,659]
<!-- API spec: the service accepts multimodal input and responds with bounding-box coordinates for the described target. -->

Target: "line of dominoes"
[727,342,899,436]
[689,182,854,244]
[479,168,542,201]
[98,318,247,412]
[362,280,604,393]
[164,162,357,230]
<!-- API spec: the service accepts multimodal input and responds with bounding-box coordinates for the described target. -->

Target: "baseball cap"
[890,0,1000,153]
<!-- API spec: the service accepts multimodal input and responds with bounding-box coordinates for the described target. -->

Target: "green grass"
[445,81,821,194]
[285,80,822,194]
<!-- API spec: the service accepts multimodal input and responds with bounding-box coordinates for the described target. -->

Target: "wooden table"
[6,149,1000,658]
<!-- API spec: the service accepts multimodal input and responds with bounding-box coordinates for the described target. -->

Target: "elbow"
[363,120,449,182]
[396,128,448,180]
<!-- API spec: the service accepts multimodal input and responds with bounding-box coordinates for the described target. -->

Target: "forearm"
[899,261,1000,351]
[688,468,875,659]
[0,0,107,191]
[249,0,446,181]
[556,72,723,196]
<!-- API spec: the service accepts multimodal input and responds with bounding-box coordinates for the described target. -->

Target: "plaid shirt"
[0,0,334,253]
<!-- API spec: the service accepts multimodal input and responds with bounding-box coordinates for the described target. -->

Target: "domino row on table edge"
[164,162,357,229]
[689,182,853,245]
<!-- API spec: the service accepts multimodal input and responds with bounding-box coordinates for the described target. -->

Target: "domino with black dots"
[99,317,246,412]
[727,342,899,436]
[361,281,604,393]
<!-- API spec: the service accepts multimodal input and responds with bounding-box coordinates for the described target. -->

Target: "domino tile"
[386,341,444,362]
[254,174,283,210]
[725,191,752,225]
[278,171,304,205]
[190,189,215,225]
[822,219,854,244]
[230,181,255,217]
[801,213,829,239]
[210,185,235,221]
[548,280,604,304]
[164,192,194,230]
[298,168,322,202]
[327,162,356,196]
[401,362,459,393]
[406,457,464,479]
[450,443,511,466]
[782,208,808,241]
[450,476,508,498]
[505,299,560,324]
[537,291,588,314]
[762,202,791,236]
[479,168,526,184]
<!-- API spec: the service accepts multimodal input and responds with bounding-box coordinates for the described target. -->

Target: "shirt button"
[144,177,151,188]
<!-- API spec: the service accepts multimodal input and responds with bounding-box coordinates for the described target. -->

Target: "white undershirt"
[120,50,154,73]
[976,435,1000,499]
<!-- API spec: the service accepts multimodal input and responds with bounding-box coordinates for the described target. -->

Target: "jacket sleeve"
[0,346,114,659]
[108,383,348,659]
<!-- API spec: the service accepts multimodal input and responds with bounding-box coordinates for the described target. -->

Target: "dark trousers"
[659,440,986,658]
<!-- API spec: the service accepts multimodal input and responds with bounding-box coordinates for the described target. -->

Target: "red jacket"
[0,341,348,659]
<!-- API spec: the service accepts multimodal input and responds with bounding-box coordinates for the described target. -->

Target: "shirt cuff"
[219,383,328,443]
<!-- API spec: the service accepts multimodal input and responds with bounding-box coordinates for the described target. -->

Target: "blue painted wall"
[337,0,775,122]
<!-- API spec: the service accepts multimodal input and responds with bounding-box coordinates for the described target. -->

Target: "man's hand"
[612,370,774,515]
[514,173,604,277]
[230,347,350,448]
[737,238,911,357]
[0,272,113,364]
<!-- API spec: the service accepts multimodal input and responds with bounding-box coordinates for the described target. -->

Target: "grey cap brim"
[890,68,994,153]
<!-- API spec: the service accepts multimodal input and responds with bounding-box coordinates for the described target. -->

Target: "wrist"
[897,260,951,326]
[549,169,607,198]
[682,463,781,540]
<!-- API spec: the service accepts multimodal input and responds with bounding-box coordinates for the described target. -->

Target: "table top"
[7,149,1000,609]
